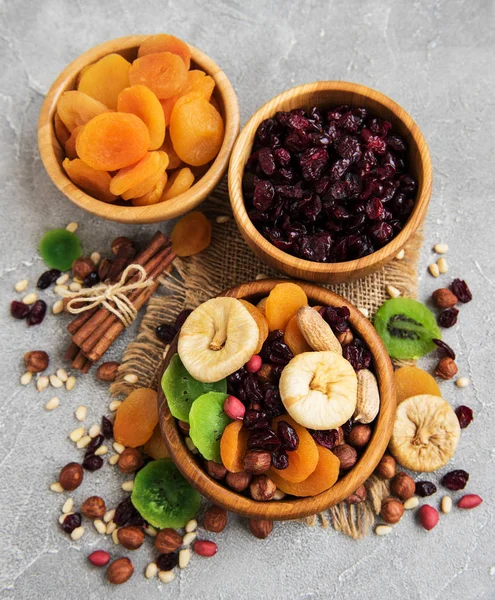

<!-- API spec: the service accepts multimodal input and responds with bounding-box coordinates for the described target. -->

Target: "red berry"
[88,550,111,567]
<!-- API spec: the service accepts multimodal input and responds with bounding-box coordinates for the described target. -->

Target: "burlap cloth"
[110,178,423,539]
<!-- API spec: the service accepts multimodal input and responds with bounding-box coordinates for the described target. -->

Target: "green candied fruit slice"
[39,228,82,271]
[161,353,227,423]
[189,391,230,463]
[131,459,201,529]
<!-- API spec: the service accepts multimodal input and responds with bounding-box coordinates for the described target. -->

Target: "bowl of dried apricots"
[38,34,240,223]
[158,279,396,520]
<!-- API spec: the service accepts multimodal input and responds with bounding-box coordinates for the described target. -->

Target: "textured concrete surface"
[0,1,494,598]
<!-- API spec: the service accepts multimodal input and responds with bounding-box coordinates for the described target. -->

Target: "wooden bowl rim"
[228,80,432,275]
[38,35,240,224]
[158,279,396,520]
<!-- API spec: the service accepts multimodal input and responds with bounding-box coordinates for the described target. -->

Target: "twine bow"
[62,264,154,327]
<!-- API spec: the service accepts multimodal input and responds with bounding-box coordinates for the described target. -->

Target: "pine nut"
[72,276,84,284]
[179,548,191,569]
[90,252,101,266]
[71,526,85,541]
[386,284,401,298]
[185,519,197,533]
[255,273,269,280]
[434,243,448,254]
[37,376,49,392]
[66,376,76,391]
[145,563,158,579]
[88,424,101,438]
[182,532,196,545]
[428,263,440,277]
[52,300,64,315]
[56,273,70,285]
[358,307,369,318]
[50,482,64,493]
[112,529,120,544]
[75,406,87,422]
[66,221,78,233]
[45,396,60,411]
[15,279,29,292]
[109,454,119,465]
[103,509,116,523]
[109,400,122,412]
[144,525,157,537]
[123,373,138,384]
[403,496,419,510]
[441,495,452,514]
[456,376,471,388]
[121,480,134,492]
[395,249,405,260]
[94,445,108,456]
[20,372,32,385]
[185,437,197,453]
[54,285,69,296]
[215,215,230,224]
[22,292,37,305]
[62,498,74,514]
[69,282,82,292]
[59,513,71,524]
[106,521,117,535]
[437,257,448,274]
[273,489,286,500]
[56,368,68,382]
[158,571,175,583]
[69,427,85,443]
[113,442,125,454]
[76,435,92,449]
[375,525,393,536]
[94,519,106,534]
[49,374,64,388]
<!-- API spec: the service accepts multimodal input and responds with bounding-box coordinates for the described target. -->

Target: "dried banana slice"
[178,297,259,383]
[389,394,460,472]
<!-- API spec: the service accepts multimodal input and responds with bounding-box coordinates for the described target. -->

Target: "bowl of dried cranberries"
[228,81,432,283]
[158,279,396,520]
[38,34,240,223]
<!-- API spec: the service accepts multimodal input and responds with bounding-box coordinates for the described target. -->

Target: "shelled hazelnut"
[432,288,458,309]
[332,444,357,470]
[390,472,416,501]
[203,505,228,532]
[435,357,458,380]
[205,460,227,480]
[380,497,404,524]
[375,454,396,479]
[226,471,252,492]
[346,424,372,448]
[24,350,49,373]
[248,519,273,539]
[250,475,276,501]
[344,484,367,505]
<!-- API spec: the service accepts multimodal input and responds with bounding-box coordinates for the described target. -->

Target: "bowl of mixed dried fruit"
[229,81,432,283]
[38,34,239,223]
[158,279,395,520]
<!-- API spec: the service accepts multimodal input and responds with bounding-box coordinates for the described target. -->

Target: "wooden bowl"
[228,81,432,283]
[158,279,396,520]
[38,35,240,224]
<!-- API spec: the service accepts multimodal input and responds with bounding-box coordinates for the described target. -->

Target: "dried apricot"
[284,315,312,355]
[64,125,84,160]
[110,151,169,196]
[54,111,70,146]
[138,34,191,69]
[76,112,150,171]
[57,90,109,132]
[256,297,267,315]
[181,70,215,101]
[132,171,168,206]
[171,211,212,257]
[159,96,178,125]
[161,167,194,200]
[265,283,308,331]
[238,300,269,354]
[220,420,249,473]
[169,97,224,166]
[270,416,318,483]
[121,167,166,201]
[269,445,340,497]
[394,366,442,404]
[129,52,188,100]
[160,134,182,169]
[77,53,131,109]
[117,85,165,150]
[143,425,170,460]
[114,388,158,447]
[62,158,117,203]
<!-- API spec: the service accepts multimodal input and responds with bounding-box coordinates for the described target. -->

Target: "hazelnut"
[243,450,272,474]
[248,518,273,539]
[96,361,120,382]
[111,236,134,255]
[380,497,404,524]
[344,484,367,505]
[376,454,396,479]
[107,557,134,584]
[390,472,416,501]
[432,288,458,309]
[24,350,49,373]
[257,364,274,384]
[59,462,83,491]
[250,475,276,501]
[98,258,111,281]
[332,444,357,470]
[337,327,354,346]
[346,424,372,448]
[117,526,145,550]
[177,420,190,435]
[72,257,94,280]
[226,471,252,492]
[203,505,228,532]
[435,357,458,380]
[155,528,183,553]
[81,496,106,519]
[205,460,227,480]
[118,448,143,474]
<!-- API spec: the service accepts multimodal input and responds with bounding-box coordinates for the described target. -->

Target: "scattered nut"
[441,495,452,514]
[103,509,116,523]
[88,424,101,438]
[226,471,252,492]
[145,562,158,579]
[418,504,439,530]
[96,361,121,382]
[255,273,269,280]
[66,375,77,391]
[403,496,419,510]
[22,292,37,305]
[456,376,471,388]
[375,454,396,479]
[248,519,273,539]
[20,371,32,385]
[15,279,29,292]
[50,482,64,493]
[75,405,87,422]
[155,528,183,553]
[435,357,458,380]
[108,454,120,465]
[121,480,134,492]
[72,257,94,280]
[205,460,227,480]
[428,263,440,278]
[390,472,416,501]
[69,427,85,443]
[109,400,122,412]
[24,350,49,373]
[386,284,401,298]
[179,548,191,569]
[113,442,125,454]
[118,448,143,474]
[437,257,448,274]
[45,396,60,411]
[345,484,367,505]
[95,445,108,456]
[81,496,106,519]
[107,557,134,584]
[346,424,372,448]
[36,375,49,392]
[123,373,138,384]
[158,570,175,583]
[380,497,404,524]
[66,221,78,233]
[434,243,448,254]
[273,489,286,500]
[62,498,74,514]
[395,249,405,260]
[375,525,393,536]
[185,519,197,533]
[69,282,82,292]
[182,532,197,545]
[59,462,84,491]
[243,450,272,474]
[432,288,458,309]
[56,273,69,285]
[76,435,92,449]
[215,215,230,224]
[70,526,85,541]
[117,526,145,550]
[52,300,64,315]
[358,307,369,318]
[94,519,106,535]
[250,475,277,501]
[49,374,63,388]
[331,444,357,470]
[203,505,228,532]
[54,285,69,296]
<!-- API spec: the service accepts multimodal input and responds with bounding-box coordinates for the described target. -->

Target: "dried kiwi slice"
[131,459,200,529]
[161,353,227,423]
[189,391,230,463]
[374,298,441,359]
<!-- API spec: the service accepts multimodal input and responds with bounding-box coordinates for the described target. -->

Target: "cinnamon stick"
[64,342,79,362]
[67,307,98,335]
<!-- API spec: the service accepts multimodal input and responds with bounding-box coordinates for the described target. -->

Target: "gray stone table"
[0,1,494,598]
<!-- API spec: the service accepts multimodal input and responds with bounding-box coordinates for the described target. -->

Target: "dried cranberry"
[311,429,339,449]
[101,416,114,439]
[253,180,275,212]
[437,308,459,328]
[455,405,474,429]
[271,448,289,470]
[27,300,47,326]
[114,497,140,526]
[243,410,270,430]
[450,279,472,303]
[263,386,285,417]
[415,481,437,497]
[277,420,299,451]
[342,339,371,371]
[82,454,103,471]
[342,419,354,436]
[156,323,176,344]
[156,553,178,571]
[85,434,104,455]
[259,331,293,366]
[442,469,469,491]
[10,300,30,319]
[61,512,82,534]
[248,429,281,451]
[432,338,456,360]
[365,197,384,220]
[319,305,350,333]
[258,147,276,176]
[83,271,100,288]
[37,269,61,289]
